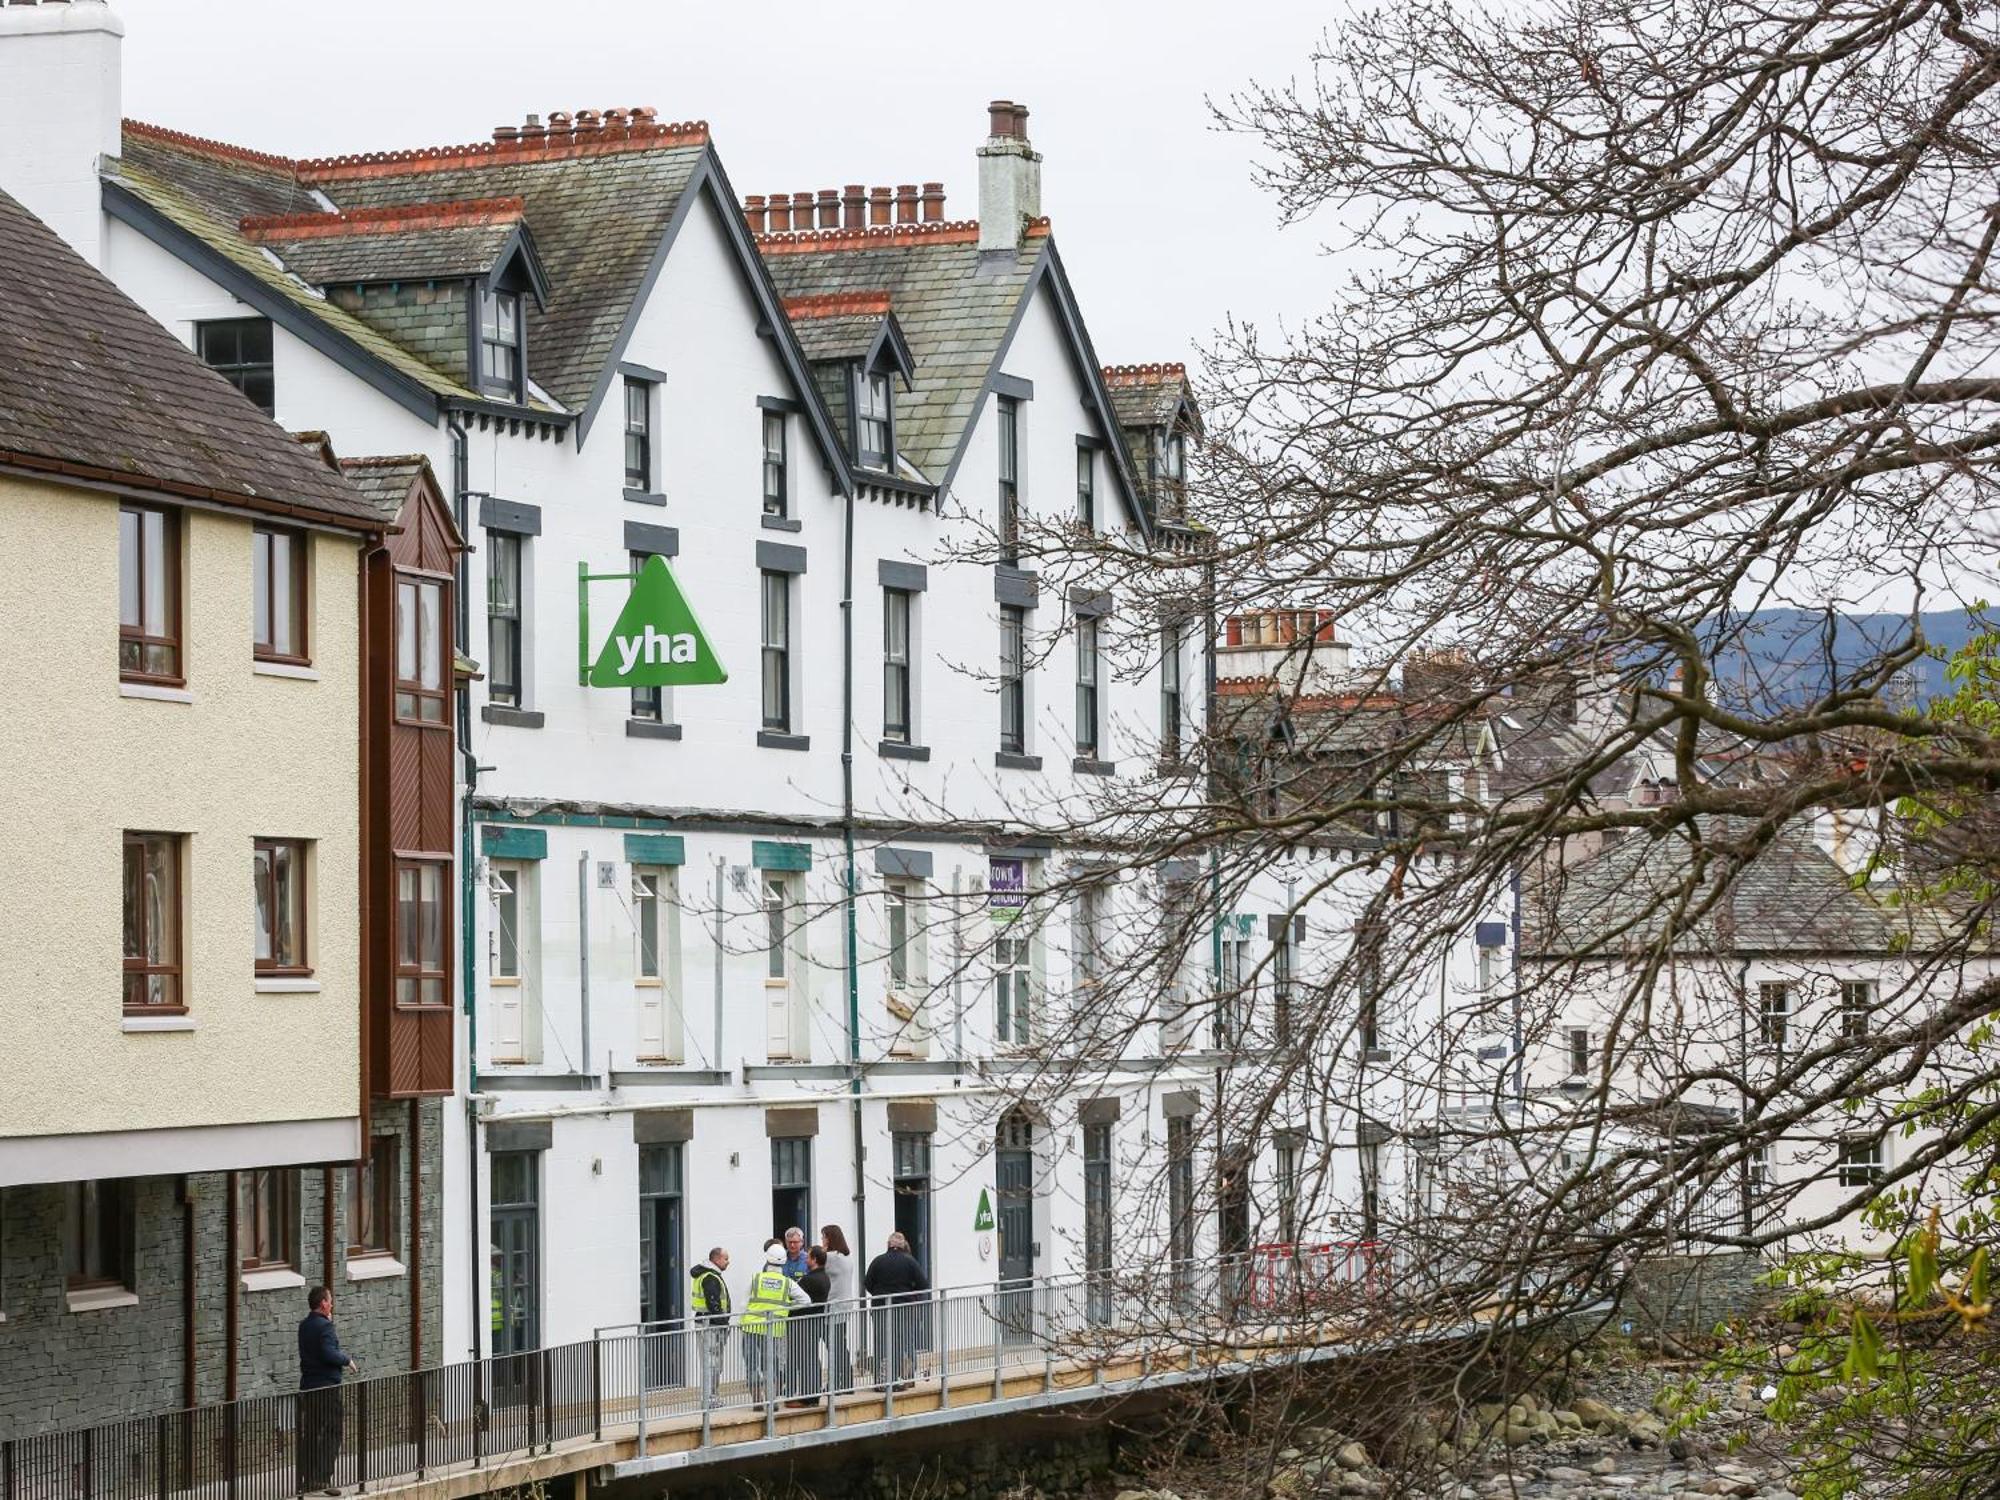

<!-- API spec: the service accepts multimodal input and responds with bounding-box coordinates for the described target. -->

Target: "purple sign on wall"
[988,857,1026,913]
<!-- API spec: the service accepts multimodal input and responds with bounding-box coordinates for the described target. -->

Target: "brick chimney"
[0,0,124,267]
[977,99,1040,254]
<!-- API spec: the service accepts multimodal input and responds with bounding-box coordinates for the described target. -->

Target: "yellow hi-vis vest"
[740,1267,792,1332]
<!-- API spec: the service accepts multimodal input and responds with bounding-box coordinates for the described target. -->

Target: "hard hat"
[764,1243,786,1265]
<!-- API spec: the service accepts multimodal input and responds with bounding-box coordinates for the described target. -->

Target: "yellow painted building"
[0,473,368,1176]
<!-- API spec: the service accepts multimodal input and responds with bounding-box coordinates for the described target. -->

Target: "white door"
[764,876,795,1059]
[635,870,668,1060]
[489,862,526,1060]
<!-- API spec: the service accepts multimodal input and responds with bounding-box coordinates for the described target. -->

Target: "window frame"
[999,605,1027,754]
[856,367,893,471]
[196,317,275,415]
[882,587,913,744]
[634,866,674,986]
[251,526,309,665]
[764,874,793,983]
[997,397,1021,562]
[1840,979,1875,1040]
[253,837,310,977]
[1075,442,1095,531]
[760,570,792,733]
[623,377,653,491]
[123,831,184,1015]
[628,551,667,724]
[1567,1026,1591,1079]
[348,1135,400,1261]
[762,410,789,516]
[1074,614,1101,758]
[486,531,525,708]
[119,504,183,686]
[478,287,523,400]
[490,860,527,986]
[394,857,449,1009]
[238,1168,298,1272]
[1837,1135,1884,1188]
[1159,622,1183,763]
[1758,981,1791,1049]
[394,571,451,727]
[64,1180,134,1293]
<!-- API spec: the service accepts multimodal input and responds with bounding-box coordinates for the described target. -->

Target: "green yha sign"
[588,555,727,688]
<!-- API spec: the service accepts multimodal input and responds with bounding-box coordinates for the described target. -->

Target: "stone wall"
[0,1100,444,1438]
[1622,1252,1767,1337]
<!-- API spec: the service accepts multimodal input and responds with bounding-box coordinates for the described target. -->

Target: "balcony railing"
[0,1249,1383,1500]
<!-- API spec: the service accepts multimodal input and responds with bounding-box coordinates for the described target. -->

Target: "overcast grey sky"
[122,0,1344,368]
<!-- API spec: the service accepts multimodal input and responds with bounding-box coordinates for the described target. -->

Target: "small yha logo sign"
[588,556,726,687]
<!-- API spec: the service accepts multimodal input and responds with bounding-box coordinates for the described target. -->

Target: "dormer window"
[857,369,893,470]
[1159,431,1187,517]
[479,288,522,399]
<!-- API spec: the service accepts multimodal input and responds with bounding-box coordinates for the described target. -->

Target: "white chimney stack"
[977,99,1040,254]
[0,0,124,267]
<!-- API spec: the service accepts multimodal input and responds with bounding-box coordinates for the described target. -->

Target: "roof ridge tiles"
[296,120,709,182]
[123,118,299,174]
[780,291,895,318]
[756,220,985,254]
[241,196,527,241]
[1102,362,1188,385]
[339,453,432,468]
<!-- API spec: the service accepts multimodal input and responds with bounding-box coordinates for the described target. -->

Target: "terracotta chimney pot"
[868,186,892,226]
[921,182,945,222]
[842,184,866,230]
[895,184,918,224]
[817,188,839,229]
[768,192,793,233]
[745,194,768,234]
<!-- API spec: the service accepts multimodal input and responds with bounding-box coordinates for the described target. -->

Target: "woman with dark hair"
[820,1225,855,1392]
[789,1245,832,1406]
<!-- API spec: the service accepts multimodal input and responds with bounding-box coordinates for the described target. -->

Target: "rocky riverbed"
[1112,1363,1800,1500]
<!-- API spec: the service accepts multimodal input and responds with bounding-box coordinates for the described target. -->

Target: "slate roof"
[792,313,890,363]
[110,119,712,415]
[0,187,383,528]
[251,215,526,287]
[760,225,1042,485]
[1103,362,1200,436]
[1521,822,1903,957]
[109,134,493,405]
[337,454,433,515]
[303,139,705,415]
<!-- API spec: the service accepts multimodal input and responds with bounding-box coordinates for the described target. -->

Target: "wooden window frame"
[855,368,892,471]
[253,837,311,976]
[1075,442,1095,531]
[628,552,665,724]
[634,867,669,984]
[478,287,522,400]
[1160,622,1183,764]
[64,1180,133,1293]
[996,397,1021,562]
[123,831,184,1015]
[348,1136,400,1260]
[238,1169,297,1272]
[119,504,183,686]
[1074,614,1100,758]
[394,571,451,728]
[251,525,309,665]
[1758,981,1790,1049]
[395,856,450,1010]
[999,605,1027,754]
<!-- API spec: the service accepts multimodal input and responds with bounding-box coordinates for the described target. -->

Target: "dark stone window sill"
[627,720,684,741]
[879,741,931,762]
[1364,1048,1393,1064]
[1073,757,1116,777]
[760,514,803,532]
[623,488,667,507]
[994,750,1042,772]
[481,704,545,729]
[758,731,811,751]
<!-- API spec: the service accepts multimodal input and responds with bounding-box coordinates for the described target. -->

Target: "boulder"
[1517,1391,1541,1416]
[1473,1402,1507,1428]
[1506,1404,1528,1426]
[1590,1457,1620,1476]
[1334,1443,1370,1472]
[1627,1415,1666,1449]
[1265,1471,1306,1500]
[1554,1408,1584,1431]
[1502,1423,1541,1448]
[1572,1397,1623,1431]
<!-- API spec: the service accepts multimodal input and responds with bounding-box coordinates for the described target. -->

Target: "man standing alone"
[297,1287,357,1495]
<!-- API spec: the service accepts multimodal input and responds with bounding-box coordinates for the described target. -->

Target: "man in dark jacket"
[689,1248,731,1405]
[297,1286,357,1495]
[862,1232,929,1388]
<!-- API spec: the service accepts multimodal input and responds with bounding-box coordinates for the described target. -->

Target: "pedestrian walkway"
[1,1252,1393,1500]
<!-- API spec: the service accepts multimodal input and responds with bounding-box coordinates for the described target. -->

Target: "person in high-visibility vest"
[690,1248,732,1406]
[740,1241,808,1408]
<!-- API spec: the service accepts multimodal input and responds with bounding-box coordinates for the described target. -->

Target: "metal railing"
[1,1250,1382,1500]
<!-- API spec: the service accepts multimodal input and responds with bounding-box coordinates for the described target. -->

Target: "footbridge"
[8,1246,1451,1500]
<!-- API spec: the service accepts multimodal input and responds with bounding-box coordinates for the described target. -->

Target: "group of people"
[688,1226,931,1409]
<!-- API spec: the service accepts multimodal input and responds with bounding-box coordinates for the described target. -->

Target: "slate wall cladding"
[0,1102,444,1439]
[329,283,470,386]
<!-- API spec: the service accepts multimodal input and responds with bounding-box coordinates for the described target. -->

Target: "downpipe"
[840,470,867,1255]
[449,416,484,1360]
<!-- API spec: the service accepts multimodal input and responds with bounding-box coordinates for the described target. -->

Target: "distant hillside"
[1704,608,1985,709]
